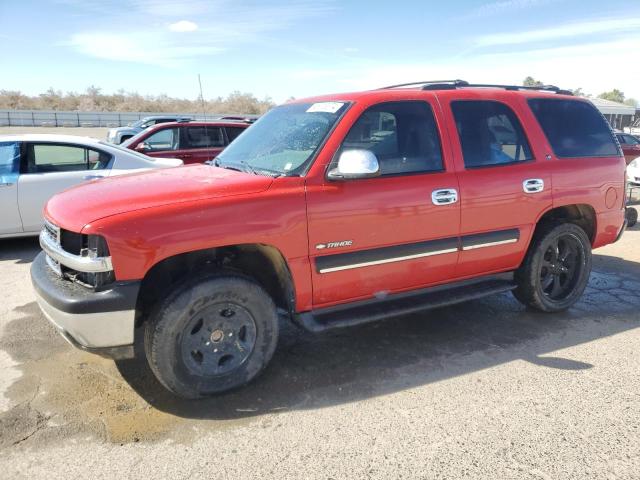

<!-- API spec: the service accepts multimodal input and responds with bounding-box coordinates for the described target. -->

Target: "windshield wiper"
[239,160,258,175]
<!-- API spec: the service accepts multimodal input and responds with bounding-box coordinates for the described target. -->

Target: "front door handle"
[0,182,15,187]
[83,175,104,180]
[431,188,458,205]
[523,178,544,193]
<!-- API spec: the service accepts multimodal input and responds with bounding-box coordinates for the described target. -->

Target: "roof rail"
[378,80,572,95]
[378,80,469,90]
[462,83,573,95]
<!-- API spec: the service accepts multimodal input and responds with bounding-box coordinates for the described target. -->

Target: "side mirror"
[134,143,148,152]
[327,149,380,180]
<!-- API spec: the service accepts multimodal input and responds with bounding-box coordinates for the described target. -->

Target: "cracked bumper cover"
[30,252,140,359]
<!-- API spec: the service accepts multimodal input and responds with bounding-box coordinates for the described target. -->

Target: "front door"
[306,99,460,308]
[442,95,552,278]
[0,141,23,235]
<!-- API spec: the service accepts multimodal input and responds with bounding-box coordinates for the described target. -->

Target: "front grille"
[41,221,114,289]
[43,220,60,244]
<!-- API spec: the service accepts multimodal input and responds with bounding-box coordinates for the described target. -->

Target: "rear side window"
[225,126,246,143]
[340,101,443,175]
[183,126,224,149]
[452,100,532,168]
[27,144,111,173]
[528,99,619,158]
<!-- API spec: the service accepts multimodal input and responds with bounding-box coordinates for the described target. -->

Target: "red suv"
[32,81,626,398]
[615,132,640,164]
[121,120,249,164]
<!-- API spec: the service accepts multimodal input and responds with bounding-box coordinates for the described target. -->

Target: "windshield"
[130,118,154,129]
[215,101,349,175]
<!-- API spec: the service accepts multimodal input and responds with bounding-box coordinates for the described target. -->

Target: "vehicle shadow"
[0,237,40,264]
[115,252,640,420]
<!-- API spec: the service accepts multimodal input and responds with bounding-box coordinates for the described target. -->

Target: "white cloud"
[476,16,640,47]
[68,32,222,67]
[471,0,558,17]
[66,0,336,66]
[168,20,198,32]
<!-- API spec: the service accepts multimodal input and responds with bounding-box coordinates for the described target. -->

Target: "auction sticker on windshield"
[306,102,345,113]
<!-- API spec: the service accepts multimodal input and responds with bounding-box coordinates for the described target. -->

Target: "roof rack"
[379,80,469,90]
[379,80,573,95]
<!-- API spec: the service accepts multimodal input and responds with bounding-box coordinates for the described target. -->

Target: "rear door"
[17,143,111,233]
[179,125,226,163]
[0,141,23,235]
[306,98,460,307]
[442,95,552,278]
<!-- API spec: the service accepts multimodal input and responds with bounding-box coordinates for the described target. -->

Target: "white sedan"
[0,134,182,238]
[627,156,640,186]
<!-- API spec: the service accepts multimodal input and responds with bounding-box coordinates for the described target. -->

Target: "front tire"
[144,275,279,399]
[513,223,592,312]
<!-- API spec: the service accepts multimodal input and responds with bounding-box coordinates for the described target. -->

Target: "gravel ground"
[0,126,110,139]
[0,220,639,479]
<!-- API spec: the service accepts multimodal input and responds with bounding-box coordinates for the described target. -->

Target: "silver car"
[106,115,191,144]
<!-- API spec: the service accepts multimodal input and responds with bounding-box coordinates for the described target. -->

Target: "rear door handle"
[83,175,104,180]
[431,188,458,205]
[523,178,544,193]
[0,182,15,187]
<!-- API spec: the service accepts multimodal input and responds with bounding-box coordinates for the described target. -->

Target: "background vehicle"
[0,134,182,238]
[106,115,192,144]
[623,118,640,136]
[121,120,250,164]
[615,133,640,164]
[32,81,626,399]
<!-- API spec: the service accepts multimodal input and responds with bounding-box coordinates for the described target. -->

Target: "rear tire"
[513,223,592,312]
[144,275,279,399]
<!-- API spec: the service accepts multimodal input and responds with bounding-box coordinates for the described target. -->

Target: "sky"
[1,0,639,103]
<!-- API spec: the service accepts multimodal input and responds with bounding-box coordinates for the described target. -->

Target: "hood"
[45,165,273,232]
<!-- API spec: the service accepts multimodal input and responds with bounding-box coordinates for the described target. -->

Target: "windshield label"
[306,102,345,114]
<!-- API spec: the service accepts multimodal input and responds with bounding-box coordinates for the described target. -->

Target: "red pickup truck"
[32,81,627,398]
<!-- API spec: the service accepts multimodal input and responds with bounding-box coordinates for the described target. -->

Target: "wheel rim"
[180,302,257,377]
[539,233,584,302]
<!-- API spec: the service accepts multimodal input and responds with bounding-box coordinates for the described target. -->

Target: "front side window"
[183,126,224,149]
[452,100,532,168]
[144,127,179,151]
[215,101,349,175]
[339,101,443,175]
[528,99,619,158]
[0,142,20,179]
[27,144,110,173]
[623,134,639,145]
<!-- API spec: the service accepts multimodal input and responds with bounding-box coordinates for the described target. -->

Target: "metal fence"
[0,110,253,127]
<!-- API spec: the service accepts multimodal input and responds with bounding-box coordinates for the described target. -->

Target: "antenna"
[198,74,207,120]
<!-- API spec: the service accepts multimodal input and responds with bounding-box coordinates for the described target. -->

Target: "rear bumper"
[30,252,139,359]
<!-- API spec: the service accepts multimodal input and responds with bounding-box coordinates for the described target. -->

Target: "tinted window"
[623,134,639,145]
[452,101,532,168]
[225,126,246,143]
[27,144,110,173]
[340,101,443,175]
[184,126,224,148]
[0,142,20,177]
[144,127,179,151]
[528,99,619,158]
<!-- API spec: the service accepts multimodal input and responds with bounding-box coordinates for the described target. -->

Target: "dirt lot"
[0,126,110,139]
[0,221,639,479]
